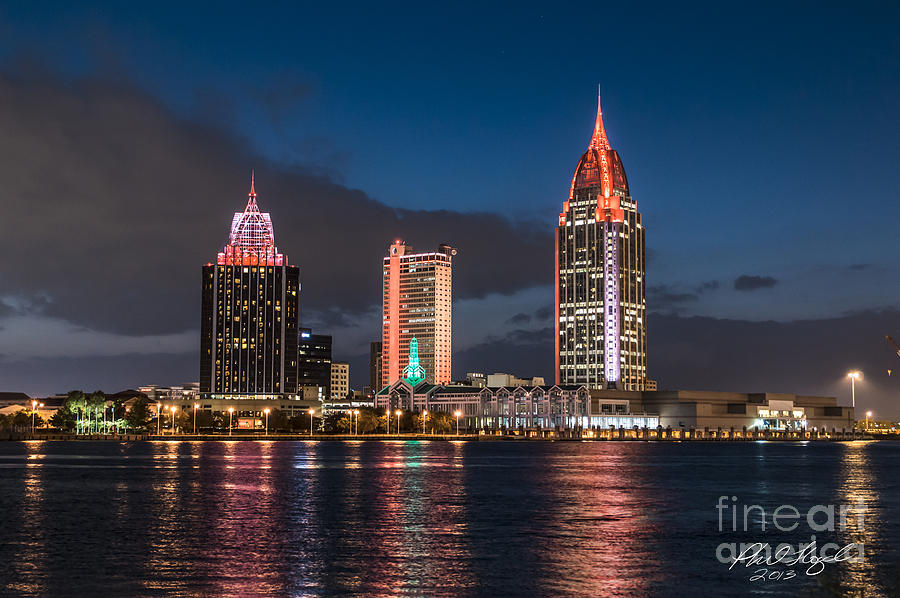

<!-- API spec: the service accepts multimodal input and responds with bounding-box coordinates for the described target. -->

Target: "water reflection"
[0,440,898,596]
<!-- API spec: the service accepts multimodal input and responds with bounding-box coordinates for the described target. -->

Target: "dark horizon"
[0,3,898,416]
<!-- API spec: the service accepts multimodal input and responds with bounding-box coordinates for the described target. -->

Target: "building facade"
[382,240,456,387]
[556,87,646,390]
[331,361,349,400]
[369,341,383,394]
[200,175,299,399]
[298,328,332,401]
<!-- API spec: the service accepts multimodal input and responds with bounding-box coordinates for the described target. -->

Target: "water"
[1,440,898,597]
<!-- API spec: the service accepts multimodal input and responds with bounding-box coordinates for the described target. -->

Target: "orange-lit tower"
[381,240,456,389]
[556,87,646,389]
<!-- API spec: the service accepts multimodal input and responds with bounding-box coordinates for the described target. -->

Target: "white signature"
[720,540,863,580]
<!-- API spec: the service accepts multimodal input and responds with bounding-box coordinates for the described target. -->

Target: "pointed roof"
[589,85,610,151]
[566,85,629,201]
[216,172,286,266]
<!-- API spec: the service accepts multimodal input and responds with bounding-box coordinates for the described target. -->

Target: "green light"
[402,337,426,385]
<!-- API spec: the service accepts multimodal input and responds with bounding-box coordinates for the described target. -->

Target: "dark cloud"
[0,70,551,336]
[534,305,554,320]
[695,280,720,293]
[506,312,532,325]
[849,263,871,271]
[648,308,900,416]
[648,285,699,312]
[0,352,196,396]
[733,275,778,291]
[456,327,554,379]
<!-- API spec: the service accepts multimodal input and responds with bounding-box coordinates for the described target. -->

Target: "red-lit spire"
[589,84,610,151]
[249,169,256,199]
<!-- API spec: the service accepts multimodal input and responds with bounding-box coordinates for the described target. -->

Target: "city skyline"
[0,4,899,417]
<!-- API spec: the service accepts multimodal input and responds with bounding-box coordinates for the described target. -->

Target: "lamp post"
[156,403,162,435]
[454,410,462,436]
[847,371,861,408]
[866,410,872,431]
[170,406,176,435]
[395,410,402,435]
[193,403,199,435]
[264,408,270,436]
[385,409,390,435]
[228,407,234,436]
[422,410,428,435]
[308,408,315,436]
[353,409,360,435]
[31,400,37,434]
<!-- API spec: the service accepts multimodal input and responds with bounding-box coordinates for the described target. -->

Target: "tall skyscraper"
[556,88,646,390]
[382,240,456,387]
[200,174,300,399]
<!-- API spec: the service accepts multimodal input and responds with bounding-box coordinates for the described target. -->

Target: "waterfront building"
[200,174,300,400]
[331,361,349,400]
[369,341,383,394]
[373,381,854,434]
[382,240,456,387]
[556,87,647,390]
[298,328,332,401]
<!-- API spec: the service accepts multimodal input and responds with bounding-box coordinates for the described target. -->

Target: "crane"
[885,335,900,375]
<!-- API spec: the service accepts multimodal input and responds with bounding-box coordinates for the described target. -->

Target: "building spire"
[249,170,256,199]
[590,84,610,150]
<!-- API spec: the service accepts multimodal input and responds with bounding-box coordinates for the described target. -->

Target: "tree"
[0,414,10,429]
[88,391,107,433]
[49,405,76,431]
[65,390,85,433]
[357,410,379,434]
[13,410,31,428]
[431,412,452,434]
[125,397,151,432]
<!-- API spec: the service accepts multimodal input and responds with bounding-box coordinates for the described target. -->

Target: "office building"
[382,240,456,387]
[556,87,646,390]
[200,174,299,399]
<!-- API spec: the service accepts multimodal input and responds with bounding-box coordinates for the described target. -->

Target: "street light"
[156,403,162,435]
[866,410,873,430]
[847,371,861,408]
[170,405,176,435]
[193,403,199,435]
[385,409,390,434]
[308,408,315,436]
[454,410,462,436]
[228,407,234,436]
[264,408,270,436]
[353,409,360,435]
[31,400,37,435]
[395,409,402,435]
[422,410,428,435]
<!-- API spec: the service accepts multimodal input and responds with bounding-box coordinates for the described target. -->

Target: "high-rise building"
[369,341,383,393]
[298,328,332,401]
[200,174,300,399]
[331,361,349,400]
[556,88,646,390]
[382,240,456,387]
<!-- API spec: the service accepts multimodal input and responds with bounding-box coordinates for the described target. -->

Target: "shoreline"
[2,432,889,442]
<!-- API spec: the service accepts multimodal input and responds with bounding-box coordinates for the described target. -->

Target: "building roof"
[569,87,629,199]
[0,392,31,405]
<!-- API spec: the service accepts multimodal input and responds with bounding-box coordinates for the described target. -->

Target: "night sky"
[1,2,899,415]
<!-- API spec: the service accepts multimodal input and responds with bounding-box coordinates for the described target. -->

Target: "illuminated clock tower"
[555,87,647,390]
